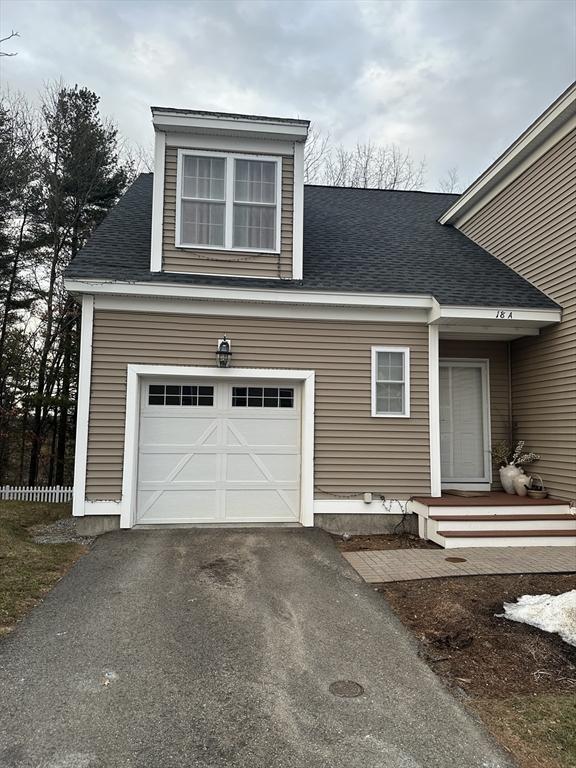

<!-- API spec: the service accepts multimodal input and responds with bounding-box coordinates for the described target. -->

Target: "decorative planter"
[500,463,522,494]
[513,472,531,497]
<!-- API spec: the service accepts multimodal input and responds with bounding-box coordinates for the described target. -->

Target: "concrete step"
[434,529,576,549]
[429,515,576,533]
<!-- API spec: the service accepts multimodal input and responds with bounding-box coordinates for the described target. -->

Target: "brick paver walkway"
[343,546,576,583]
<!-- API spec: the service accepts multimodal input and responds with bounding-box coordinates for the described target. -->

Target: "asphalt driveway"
[0,528,512,768]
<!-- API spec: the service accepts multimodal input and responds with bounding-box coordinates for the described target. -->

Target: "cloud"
[1,0,574,189]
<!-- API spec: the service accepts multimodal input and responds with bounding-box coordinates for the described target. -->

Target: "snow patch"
[497,590,576,647]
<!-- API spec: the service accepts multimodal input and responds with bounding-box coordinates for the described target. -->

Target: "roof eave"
[439,83,576,226]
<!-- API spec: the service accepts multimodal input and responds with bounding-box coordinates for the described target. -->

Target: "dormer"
[150,107,309,280]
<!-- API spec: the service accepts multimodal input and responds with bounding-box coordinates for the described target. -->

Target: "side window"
[371,347,410,417]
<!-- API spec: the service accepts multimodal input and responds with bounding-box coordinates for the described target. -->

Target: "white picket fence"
[0,485,73,503]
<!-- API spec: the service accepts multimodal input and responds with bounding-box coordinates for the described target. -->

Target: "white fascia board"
[432,305,562,325]
[64,278,434,310]
[94,294,429,324]
[153,113,309,142]
[150,131,166,272]
[165,132,295,156]
[440,85,576,226]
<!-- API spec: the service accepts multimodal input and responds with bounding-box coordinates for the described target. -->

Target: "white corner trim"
[72,294,94,517]
[292,141,304,280]
[428,324,441,497]
[371,346,411,418]
[440,85,576,225]
[150,131,166,272]
[119,365,315,529]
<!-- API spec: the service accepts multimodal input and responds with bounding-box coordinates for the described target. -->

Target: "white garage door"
[136,379,301,525]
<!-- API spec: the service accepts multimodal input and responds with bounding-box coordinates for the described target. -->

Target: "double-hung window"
[371,346,410,417]
[176,150,281,252]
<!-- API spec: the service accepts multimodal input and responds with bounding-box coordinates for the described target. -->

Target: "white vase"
[513,472,530,497]
[500,463,522,494]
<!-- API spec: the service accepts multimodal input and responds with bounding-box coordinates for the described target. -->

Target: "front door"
[439,360,491,486]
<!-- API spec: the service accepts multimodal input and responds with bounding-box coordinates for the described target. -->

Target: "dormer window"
[176,150,281,252]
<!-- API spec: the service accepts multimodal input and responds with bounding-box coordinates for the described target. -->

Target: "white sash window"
[371,346,410,417]
[176,150,281,252]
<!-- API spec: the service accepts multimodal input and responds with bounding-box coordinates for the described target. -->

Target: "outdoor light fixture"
[216,336,232,368]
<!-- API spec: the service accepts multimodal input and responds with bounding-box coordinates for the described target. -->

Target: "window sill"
[175,242,281,255]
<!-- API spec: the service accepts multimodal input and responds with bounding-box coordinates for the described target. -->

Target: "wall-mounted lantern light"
[216,336,232,368]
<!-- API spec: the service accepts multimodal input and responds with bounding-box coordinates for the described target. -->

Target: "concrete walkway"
[343,546,576,583]
[0,529,512,768]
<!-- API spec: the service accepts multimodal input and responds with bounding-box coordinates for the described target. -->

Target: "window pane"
[183,155,225,200]
[376,382,404,414]
[148,394,164,405]
[181,201,225,247]
[233,205,275,250]
[377,351,404,382]
[234,160,276,204]
[165,394,181,405]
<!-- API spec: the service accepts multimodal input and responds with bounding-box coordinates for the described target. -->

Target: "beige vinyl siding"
[458,128,576,500]
[440,340,510,489]
[86,310,430,500]
[162,147,294,278]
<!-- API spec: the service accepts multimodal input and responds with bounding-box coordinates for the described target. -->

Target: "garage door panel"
[140,417,217,445]
[136,379,301,524]
[227,419,299,447]
[225,489,299,520]
[137,489,221,523]
[226,453,300,482]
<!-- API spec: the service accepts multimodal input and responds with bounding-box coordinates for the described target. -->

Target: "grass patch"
[0,501,86,637]
[472,694,576,768]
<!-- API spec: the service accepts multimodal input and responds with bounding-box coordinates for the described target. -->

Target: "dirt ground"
[379,574,576,768]
[334,532,438,552]
[335,534,576,767]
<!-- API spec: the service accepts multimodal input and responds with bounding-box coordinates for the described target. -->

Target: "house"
[64,85,576,547]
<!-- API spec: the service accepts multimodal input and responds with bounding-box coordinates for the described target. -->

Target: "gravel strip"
[31,517,94,547]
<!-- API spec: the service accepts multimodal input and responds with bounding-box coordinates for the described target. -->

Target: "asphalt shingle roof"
[65,173,558,309]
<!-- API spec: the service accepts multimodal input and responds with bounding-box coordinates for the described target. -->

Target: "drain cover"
[445,556,467,563]
[329,680,364,698]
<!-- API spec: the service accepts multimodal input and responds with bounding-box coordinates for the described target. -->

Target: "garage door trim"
[120,364,315,528]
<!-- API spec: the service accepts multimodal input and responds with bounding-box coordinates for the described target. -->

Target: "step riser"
[432,519,576,533]
[442,536,576,549]
[411,503,572,518]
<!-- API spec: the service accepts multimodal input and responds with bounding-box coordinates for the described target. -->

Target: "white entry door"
[439,360,491,484]
[136,379,301,524]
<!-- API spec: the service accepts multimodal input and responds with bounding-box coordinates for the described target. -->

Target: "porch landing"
[343,547,576,583]
[411,492,576,548]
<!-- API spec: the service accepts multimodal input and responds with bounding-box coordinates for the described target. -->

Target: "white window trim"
[371,346,411,418]
[175,148,282,253]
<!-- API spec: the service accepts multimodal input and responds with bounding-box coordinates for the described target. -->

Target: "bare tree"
[0,31,19,57]
[438,166,461,193]
[322,140,425,190]
[303,124,330,184]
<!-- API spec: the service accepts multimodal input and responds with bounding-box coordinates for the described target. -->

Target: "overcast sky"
[1,0,574,190]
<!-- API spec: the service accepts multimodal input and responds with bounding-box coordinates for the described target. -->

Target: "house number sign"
[495,310,513,319]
